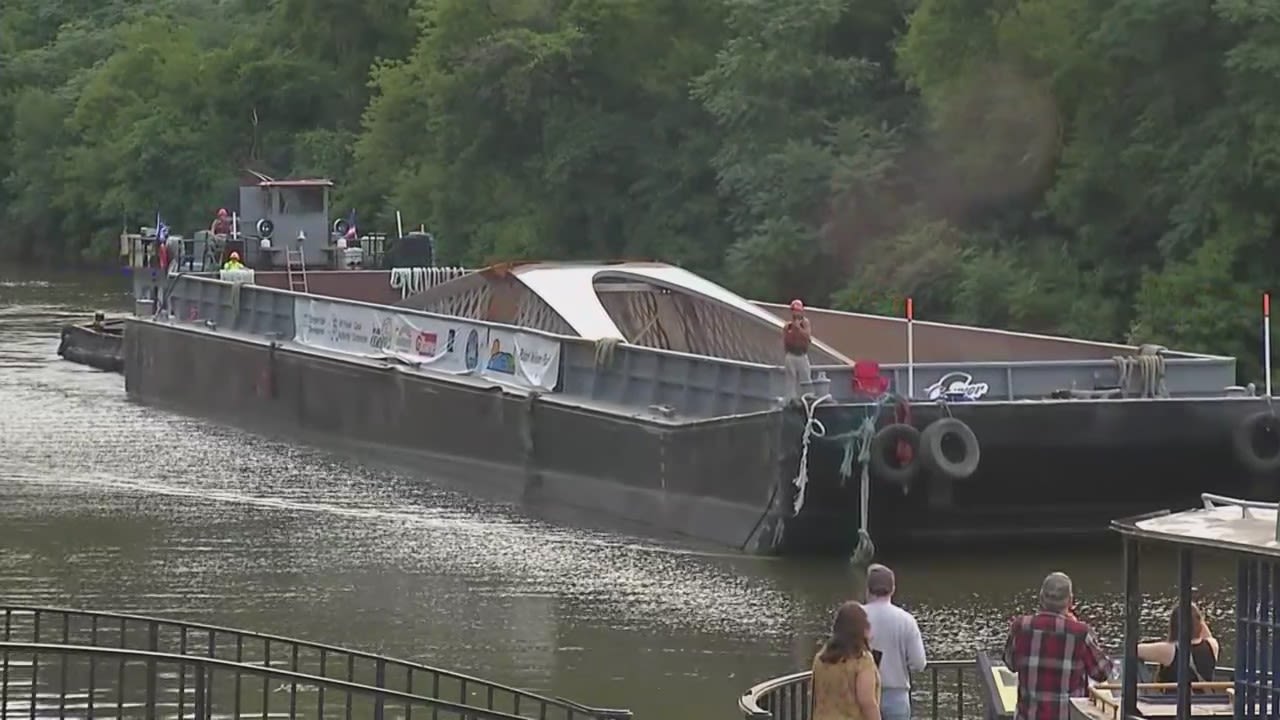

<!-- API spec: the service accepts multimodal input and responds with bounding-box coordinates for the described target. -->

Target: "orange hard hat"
[229,251,240,260]
[789,299,804,311]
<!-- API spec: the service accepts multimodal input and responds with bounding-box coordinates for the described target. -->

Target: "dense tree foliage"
[2,0,1276,375]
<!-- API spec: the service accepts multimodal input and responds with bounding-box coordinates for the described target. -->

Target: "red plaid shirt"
[1003,611,1112,720]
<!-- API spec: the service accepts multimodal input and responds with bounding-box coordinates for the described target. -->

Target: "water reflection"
[0,266,1243,720]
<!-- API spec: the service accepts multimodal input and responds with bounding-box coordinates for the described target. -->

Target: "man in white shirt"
[863,564,927,720]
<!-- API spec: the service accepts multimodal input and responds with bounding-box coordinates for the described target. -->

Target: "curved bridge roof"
[509,262,853,364]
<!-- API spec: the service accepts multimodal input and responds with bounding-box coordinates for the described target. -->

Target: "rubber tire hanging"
[920,417,981,481]
[868,423,921,487]
[1232,411,1280,475]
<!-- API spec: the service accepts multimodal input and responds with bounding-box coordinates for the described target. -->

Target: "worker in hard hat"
[222,251,245,271]
[783,299,813,402]
[210,208,232,237]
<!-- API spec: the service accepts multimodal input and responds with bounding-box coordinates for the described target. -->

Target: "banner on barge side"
[292,297,561,391]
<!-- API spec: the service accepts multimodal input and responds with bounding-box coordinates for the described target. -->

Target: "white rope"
[792,392,833,515]
[389,266,471,299]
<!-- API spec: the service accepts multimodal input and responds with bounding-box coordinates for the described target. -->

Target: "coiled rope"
[791,392,833,517]
[229,281,241,326]
[594,337,622,367]
[388,266,470,299]
[1113,347,1167,398]
[791,392,904,566]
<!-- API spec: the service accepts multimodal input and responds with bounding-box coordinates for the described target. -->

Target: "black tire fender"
[920,417,981,481]
[868,423,921,486]
[1232,411,1280,475]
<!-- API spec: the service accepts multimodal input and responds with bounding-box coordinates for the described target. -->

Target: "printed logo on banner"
[464,329,480,370]
[414,331,438,357]
[487,338,516,375]
[370,315,394,351]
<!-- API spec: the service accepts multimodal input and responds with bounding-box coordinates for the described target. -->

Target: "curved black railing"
[0,605,629,720]
[0,641,545,720]
[739,660,974,720]
[739,661,1241,720]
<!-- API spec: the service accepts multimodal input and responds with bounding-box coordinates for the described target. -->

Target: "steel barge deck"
[109,258,1280,555]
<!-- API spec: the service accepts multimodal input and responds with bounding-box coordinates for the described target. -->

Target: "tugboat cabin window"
[275,187,325,215]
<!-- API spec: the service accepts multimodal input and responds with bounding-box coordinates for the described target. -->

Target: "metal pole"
[906,297,914,399]
[1121,536,1140,718]
[1176,548,1193,720]
[1266,292,1272,397]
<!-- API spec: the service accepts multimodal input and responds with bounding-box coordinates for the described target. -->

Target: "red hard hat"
[789,299,804,311]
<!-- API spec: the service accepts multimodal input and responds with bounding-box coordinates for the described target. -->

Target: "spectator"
[812,601,882,720]
[862,564,926,720]
[1004,572,1111,720]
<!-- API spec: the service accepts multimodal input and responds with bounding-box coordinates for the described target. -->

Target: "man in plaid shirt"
[1004,572,1112,720]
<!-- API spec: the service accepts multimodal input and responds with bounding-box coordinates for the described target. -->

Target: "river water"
[0,266,1241,719]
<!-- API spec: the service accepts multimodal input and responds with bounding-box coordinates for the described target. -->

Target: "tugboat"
[57,174,466,370]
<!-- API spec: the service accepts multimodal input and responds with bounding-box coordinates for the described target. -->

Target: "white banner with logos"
[292,297,560,391]
[479,327,561,391]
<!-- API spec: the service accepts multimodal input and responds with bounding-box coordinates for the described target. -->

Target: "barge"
[89,176,1280,553]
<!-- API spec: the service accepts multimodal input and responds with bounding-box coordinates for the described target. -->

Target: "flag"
[155,212,169,243]
[345,208,357,238]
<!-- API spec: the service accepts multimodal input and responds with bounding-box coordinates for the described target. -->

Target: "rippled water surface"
[0,265,1241,719]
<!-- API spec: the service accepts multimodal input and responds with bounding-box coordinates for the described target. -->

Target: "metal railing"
[0,606,628,720]
[740,660,975,720]
[0,642,539,720]
[740,660,1242,720]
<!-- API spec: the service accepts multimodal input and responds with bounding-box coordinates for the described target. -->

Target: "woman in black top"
[1137,603,1219,690]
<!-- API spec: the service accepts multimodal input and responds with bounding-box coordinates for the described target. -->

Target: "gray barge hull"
[124,319,793,553]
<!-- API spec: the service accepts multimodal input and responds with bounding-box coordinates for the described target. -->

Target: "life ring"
[920,417,981,481]
[256,218,274,237]
[868,423,921,486]
[333,218,349,236]
[1232,411,1280,475]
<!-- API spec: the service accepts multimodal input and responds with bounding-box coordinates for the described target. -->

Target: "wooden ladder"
[285,248,309,294]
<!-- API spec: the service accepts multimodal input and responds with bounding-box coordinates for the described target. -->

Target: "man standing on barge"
[1004,572,1111,720]
[210,208,232,237]
[782,299,812,403]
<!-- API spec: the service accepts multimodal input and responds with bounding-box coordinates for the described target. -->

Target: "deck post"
[1235,558,1250,718]
[1121,534,1140,718]
[1175,548,1193,720]
[1264,561,1274,717]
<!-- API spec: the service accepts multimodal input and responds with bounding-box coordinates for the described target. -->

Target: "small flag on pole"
[155,212,169,243]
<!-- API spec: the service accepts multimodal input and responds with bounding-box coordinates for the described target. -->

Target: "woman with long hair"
[1137,603,1219,689]
[811,601,882,720]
